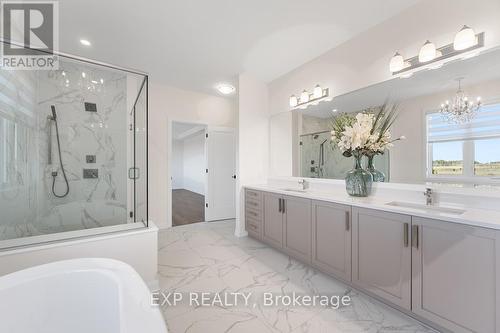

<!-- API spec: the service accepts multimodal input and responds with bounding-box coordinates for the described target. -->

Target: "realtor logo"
[1,1,59,69]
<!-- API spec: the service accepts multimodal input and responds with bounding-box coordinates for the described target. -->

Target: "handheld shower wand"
[48,105,69,198]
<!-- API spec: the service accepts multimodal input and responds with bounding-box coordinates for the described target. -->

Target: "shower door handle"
[128,167,140,180]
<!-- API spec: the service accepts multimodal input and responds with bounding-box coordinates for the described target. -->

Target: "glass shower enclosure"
[300,131,390,180]
[0,43,148,249]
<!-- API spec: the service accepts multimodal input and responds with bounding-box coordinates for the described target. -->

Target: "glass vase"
[367,154,386,182]
[345,153,373,197]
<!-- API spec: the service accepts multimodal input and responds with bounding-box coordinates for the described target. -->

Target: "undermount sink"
[281,188,308,193]
[386,201,466,215]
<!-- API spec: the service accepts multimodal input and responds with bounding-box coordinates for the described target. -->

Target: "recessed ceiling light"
[216,83,236,95]
[80,39,91,46]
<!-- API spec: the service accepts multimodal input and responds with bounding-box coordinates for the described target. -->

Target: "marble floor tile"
[158,220,437,333]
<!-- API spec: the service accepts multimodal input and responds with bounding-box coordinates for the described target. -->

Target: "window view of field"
[474,138,500,176]
[432,141,463,175]
[431,139,500,177]
[432,160,463,175]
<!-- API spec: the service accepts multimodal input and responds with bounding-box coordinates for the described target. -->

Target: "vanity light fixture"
[313,85,323,99]
[389,52,409,73]
[418,40,441,63]
[389,26,484,76]
[454,25,477,51]
[290,85,329,109]
[300,90,310,104]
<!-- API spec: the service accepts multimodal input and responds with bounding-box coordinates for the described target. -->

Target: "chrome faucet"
[298,179,308,190]
[424,188,433,206]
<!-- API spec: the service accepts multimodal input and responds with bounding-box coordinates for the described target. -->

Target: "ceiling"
[299,47,500,118]
[57,0,421,96]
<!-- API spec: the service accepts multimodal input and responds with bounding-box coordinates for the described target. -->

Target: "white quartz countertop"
[245,184,500,231]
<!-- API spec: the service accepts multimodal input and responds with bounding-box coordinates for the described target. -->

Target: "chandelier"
[439,78,481,124]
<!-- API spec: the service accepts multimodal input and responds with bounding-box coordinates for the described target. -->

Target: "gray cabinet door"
[412,217,500,333]
[283,195,311,263]
[311,200,351,282]
[352,207,411,310]
[262,192,283,248]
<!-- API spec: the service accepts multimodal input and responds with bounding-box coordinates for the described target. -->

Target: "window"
[426,103,500,182]
[431,141,463,175]
[474,138,500,176]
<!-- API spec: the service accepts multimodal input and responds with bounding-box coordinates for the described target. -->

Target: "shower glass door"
[0,43,148,248]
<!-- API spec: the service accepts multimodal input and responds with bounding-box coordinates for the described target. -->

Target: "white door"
[205,128,236,221]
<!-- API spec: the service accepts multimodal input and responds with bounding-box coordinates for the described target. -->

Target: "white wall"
[148,82,236,228]
[236,73,269,236]
[181,131,206,195]
[267,0,500,177]
[171,139,184,189]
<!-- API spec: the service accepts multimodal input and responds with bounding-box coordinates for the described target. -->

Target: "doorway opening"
[170,121,236,227]
[171,122,207,226]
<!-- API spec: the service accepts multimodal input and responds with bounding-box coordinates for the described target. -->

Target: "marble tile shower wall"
[0,63,130,242]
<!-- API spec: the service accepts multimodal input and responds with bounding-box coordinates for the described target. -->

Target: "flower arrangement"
[330,103,405,157]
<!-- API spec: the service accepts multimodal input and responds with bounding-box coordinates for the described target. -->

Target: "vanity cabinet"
[261,192,311,261]
[352,207,412,310]
[411,217,500,333]
[247,188,500,333]
[262,192,284,248]
[311,200,351,282]
[283,196,311,263]
[245,189,263,239]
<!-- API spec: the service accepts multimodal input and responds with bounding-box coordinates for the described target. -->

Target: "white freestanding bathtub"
[0,258,168,333]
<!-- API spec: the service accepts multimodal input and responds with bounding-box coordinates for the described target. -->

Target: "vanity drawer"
[245,207,262,221]
[246,217,261,230]
[245,197,262,210]
[245,189,262,201]
[246,217,261,238]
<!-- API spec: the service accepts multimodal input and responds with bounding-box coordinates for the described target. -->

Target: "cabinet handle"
[412,225,419,249]
[403,223,409,247]
[278,198,282,213]
[282,199,285,213]
[345,211,350,231]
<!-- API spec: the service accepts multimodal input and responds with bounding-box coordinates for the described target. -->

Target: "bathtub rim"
[0,221,152,253]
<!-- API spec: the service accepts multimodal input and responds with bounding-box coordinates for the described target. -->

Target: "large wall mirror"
[270,47,500,187]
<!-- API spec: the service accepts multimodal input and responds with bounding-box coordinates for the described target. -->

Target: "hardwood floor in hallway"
[172,189,205,226]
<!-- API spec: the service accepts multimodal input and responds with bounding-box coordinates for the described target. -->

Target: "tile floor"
[157,220,436,333]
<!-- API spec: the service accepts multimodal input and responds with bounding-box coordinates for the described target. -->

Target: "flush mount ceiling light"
[439,78,481,124]
[389,26,484,76]
[289,84,329,109]
[79,39,91,46]
[215,83,236,95]
[454,25,477,51]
